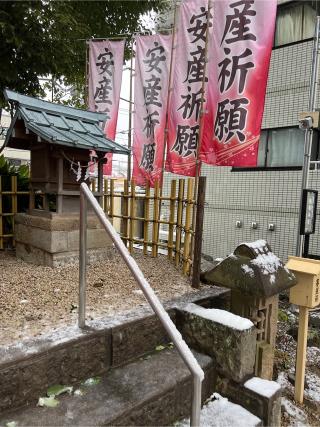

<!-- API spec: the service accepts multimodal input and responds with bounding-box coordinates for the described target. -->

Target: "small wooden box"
[286,256,320,308]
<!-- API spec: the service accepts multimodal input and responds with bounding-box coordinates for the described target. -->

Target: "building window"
[256,127,319,168]
[274,1,319,47]
[233,127,319,171]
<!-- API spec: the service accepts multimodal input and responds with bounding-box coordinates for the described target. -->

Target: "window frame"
[232,126,319,172]
[274,0,319,48]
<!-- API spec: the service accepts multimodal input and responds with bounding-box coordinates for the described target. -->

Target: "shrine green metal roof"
[3,89,129,155]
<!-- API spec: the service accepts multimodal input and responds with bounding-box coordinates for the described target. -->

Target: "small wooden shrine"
[3,89,129,266]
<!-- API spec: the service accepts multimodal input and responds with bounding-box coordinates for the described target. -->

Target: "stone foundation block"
[177,303,256,382]
[14,213,112,267]
[216,375,281,426]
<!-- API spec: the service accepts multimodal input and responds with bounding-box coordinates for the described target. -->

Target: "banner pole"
[84,40,89,108]
[160,0,179,188]
[127,39,134,181]
[154,1,179,255]
[190,0,213,268]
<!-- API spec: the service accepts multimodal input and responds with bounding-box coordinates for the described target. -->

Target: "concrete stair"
[0,288,279,426]
[0,348,215,426]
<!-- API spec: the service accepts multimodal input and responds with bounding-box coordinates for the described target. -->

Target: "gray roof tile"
[4,89,130,155]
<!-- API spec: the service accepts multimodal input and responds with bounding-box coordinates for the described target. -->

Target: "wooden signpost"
[286,256,320,403]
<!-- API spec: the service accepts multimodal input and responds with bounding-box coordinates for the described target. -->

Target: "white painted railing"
[78,182,203,427]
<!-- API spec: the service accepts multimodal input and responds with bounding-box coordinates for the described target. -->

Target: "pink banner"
[200,0,277,167]
[165,0,212,177]
[88,40,125,175]
[132,34,172,187]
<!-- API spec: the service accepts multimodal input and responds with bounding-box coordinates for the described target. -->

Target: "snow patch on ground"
[307,346,320,367]
[185,303,254,331]
[244,377,281,398]
[282,397,308,426]
[305,372,320,402]
[177,393,261,427]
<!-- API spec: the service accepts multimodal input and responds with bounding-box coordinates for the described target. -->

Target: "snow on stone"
[281,397,308,426]
[241,264,254,277]
[177,393,261,427]
[244,239,267,250]
[185,303,253,331]
[244,377,281,398]
[251,252,282,275]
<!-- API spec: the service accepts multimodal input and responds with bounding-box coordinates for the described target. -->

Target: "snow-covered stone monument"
[201,240,296,380]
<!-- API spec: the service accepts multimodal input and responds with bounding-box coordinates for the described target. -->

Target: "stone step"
[0,348,216,427]
[177,393,262,427]
[0,287,229,413]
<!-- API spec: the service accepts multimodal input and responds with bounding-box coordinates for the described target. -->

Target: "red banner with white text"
[165,0,212,176]
[88,40,125,175]
[200,0,276,167]
[132,34,172,187]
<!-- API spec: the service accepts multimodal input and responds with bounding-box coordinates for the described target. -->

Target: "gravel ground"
[0,249,199,346]
[275,298,320,426]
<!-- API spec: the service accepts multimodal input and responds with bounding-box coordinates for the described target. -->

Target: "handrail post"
[78,182,203,425]
[191,376,202,427]
[79,188,87,328]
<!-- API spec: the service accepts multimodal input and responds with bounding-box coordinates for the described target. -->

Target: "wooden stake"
[97,159,103,207]
[175,179,185,267]
[11,176,18,247]
[295,305,309,403]
[0,176,3,250]
[121,179,129,247]
[143,181,150,255]
[109,179,114,224]
[192,177,206,288]
[129,179,136,253]
[168,179,177,260]
[183,178,194,275]
[152,180,160,257]
[103,178,108,214]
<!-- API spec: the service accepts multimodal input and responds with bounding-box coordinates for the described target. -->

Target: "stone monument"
[201,239,297,380]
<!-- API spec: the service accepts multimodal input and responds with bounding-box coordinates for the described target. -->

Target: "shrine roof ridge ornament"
[3,89,129,155]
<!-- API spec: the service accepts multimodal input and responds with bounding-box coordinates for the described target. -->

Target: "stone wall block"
[0,333,111,412]
[177,305,256,382]
[112,310,176,367]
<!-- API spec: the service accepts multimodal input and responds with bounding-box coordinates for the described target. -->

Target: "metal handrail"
[78,182,203,427]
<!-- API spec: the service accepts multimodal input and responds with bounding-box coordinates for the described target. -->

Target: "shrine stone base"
[14,212,113,267]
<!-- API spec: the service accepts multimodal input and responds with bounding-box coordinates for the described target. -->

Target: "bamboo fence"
[0,176,29,249]
[102,178,197,275]
[0,176,205,283]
